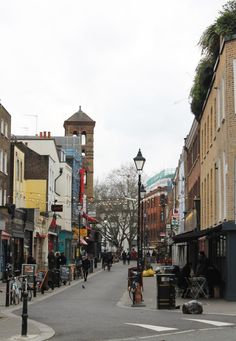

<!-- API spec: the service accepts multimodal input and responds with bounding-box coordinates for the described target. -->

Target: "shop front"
[58,230,72,263]
[0,208,11,280]
[9,209,25,272]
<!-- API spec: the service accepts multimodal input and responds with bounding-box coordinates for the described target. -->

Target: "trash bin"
[156,273,175,309]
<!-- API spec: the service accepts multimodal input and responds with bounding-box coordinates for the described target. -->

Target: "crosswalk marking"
[125,323,178,332]
[183,318,235,327]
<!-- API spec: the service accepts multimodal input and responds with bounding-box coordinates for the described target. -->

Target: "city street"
[10,261,236,341]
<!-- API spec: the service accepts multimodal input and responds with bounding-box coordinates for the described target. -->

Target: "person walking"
[59,252,67,266]
[126,251,131,265]
[82,255,91,281]
[122,250,127,265]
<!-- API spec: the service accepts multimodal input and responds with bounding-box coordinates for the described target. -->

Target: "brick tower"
[63,106,96,199]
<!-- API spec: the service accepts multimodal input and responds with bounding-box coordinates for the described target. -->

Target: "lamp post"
[104,220,107,252]
[133,149,146,271]
[140,184,146,267]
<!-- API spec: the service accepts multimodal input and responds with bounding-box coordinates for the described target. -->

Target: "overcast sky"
[0,0,227,180]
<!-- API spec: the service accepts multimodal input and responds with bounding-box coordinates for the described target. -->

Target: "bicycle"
[20,275,33,302]
[128,275,138,305]
[10,276,21,305]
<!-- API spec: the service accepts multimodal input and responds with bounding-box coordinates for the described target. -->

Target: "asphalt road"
[14,262,236,340]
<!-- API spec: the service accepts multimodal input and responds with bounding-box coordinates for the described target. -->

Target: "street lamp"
[133,149,146,270]
[140,184,146,265]
[104,220,107,252]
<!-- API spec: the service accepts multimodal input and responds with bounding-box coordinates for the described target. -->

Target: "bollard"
[21,291,28,336]
[5,277,10,307]
[131,271,145,307]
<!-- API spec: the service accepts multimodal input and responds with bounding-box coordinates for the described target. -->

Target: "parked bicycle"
[128,271,140,305]
[10,276,21,305]
[20,275,33,302]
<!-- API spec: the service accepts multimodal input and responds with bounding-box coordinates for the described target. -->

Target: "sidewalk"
[120,275,236,315]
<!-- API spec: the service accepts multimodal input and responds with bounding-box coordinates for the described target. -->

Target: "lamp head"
[133,149,146,172]
[140,184,146,199]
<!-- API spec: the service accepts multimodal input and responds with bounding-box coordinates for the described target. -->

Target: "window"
[16,159,20,181]
[210,107,213,144]
[82,132,86,145]
[220,75,225,121]
[233,59,236,114]
[217,235,226,257]
[4,152,7,174]
[0,187,2,206]
[0,149,2,172]
[207,115,209,150]
[0,119,4,134]
[4,122,8,138]
[3,189,6,205]
[20,161,23,182]
[217,88,221,129]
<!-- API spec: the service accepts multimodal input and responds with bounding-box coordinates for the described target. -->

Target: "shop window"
[217,235,226,257]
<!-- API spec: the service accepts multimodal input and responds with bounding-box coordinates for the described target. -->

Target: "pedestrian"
[82,255,91,281]
[205,263,222,298]
[59,252,67,266]
[47,251,56,270]
[196,251,209,277]
[55,252,61,269]
[122,250,127,265]
[27,254,36,264]
[179,262,192,298]
[47,251,56,289]
[126,251,131,265]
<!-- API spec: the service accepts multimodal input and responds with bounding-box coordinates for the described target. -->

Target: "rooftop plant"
[189,0,236,119]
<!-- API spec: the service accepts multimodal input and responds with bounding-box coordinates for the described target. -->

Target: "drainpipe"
[54,168,63,196]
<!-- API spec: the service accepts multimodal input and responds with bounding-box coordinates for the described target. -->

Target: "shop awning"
[173,225,223,243]
[1,231,11,240]
[49,214,57,228]
[82,212,98,223]
[79,236,88,245]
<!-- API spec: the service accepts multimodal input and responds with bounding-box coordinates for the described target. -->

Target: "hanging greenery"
[189,0,236,118]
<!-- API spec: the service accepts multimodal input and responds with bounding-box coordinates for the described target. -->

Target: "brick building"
[63,106,96,200]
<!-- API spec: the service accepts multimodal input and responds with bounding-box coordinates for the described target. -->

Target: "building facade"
[199,35,236,300]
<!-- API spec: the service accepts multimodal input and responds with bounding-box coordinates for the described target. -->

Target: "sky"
[0,0,228,181]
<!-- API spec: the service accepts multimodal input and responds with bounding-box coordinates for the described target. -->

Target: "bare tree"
[94,163,139,251]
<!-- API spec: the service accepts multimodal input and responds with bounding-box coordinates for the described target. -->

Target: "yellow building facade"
[200,36,236,299]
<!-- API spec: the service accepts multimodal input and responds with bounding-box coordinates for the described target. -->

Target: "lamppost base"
[131,302,146,307]
[131,283,145,307]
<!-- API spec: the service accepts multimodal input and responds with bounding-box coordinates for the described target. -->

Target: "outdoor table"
[189,276,209,299]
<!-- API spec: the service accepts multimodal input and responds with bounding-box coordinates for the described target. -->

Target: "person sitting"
[179,262,192,298]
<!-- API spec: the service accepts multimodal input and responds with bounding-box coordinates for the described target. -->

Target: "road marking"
[125,323,178,332]
[183,318,235,327]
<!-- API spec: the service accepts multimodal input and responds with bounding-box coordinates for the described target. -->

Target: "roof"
[146,168,176,191]
[65,106,95,123]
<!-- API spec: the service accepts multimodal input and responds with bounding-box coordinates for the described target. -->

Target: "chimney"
[43,131,47,138]
[48,132,51,138]
[40,132,43,138]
